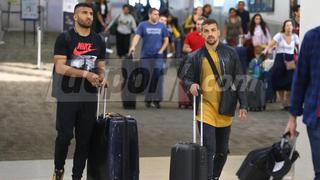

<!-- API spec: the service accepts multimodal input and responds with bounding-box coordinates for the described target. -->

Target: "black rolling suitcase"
[264,70,277,103]
[236,133,299,180]
[247,79,266,111]
[87,88,139,180]
[170,94,208,180]
[121,54,138,109]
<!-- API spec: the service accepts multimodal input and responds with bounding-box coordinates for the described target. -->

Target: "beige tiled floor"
[0,154,306,180]
[0,156,244,180]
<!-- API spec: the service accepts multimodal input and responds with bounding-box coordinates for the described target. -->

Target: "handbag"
[203,47,238,117]
[237,132,299,180]
[284,60,296,70]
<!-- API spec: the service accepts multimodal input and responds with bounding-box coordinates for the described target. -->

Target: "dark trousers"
[307,121,320,180]
[54,101,97,179]
[199,122,231,179]
[116,31,131,57]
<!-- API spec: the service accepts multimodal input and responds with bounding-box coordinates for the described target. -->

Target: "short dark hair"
[202,19,219,28]
[160,14,167,18]
[148,8,159,14]
[122,4,130,9]
[229,7,237,14]
[238,1,245,6]
[292,5,300,12]
[74,3,93,13]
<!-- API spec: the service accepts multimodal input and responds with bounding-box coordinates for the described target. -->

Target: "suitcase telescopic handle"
[193,90,204,146]
[281,131,299,160]
[96,87,107,120]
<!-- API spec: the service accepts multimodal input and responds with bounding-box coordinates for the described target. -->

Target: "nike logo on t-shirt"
[73,42,96,55]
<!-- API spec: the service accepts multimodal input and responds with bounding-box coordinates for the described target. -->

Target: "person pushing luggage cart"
[182,19,248,180]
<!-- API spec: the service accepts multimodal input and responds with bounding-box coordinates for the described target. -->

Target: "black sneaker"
[52,168,64,180]
[145,101,151,108]
[153,101,161,109]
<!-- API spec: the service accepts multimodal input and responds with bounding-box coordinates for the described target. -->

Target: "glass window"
[248,0,274,12]
[129,0,147,6]
[129,0,162,10]
[194,0,204,7]
[213,0,225,7]
[149,0,161,9]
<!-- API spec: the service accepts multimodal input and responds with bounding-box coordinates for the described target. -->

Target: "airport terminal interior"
[0,0,318,179]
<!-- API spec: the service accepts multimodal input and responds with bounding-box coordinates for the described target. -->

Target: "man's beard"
[206,38,218,46]
[150,17,158,23]
[77,20,92,29]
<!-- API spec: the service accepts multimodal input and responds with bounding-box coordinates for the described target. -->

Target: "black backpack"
[237,134,299,180]
[51,31,72,98]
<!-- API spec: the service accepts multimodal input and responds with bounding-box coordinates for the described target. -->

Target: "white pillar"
[37,26,42,69]
[294,1,320,179]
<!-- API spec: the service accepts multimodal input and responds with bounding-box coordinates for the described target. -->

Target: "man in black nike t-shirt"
[52,3,106,180]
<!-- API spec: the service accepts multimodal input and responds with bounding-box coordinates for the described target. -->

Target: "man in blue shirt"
[129,8,169,108]
[287,26,320,180]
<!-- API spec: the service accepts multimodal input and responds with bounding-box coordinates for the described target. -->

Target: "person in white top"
[246,13,271,48]
[264,19,299,110]
[105,4,137,57]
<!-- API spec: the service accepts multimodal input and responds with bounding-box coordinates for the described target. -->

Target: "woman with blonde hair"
[183,6,202,33]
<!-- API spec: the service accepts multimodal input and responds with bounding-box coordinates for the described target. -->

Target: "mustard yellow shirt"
[184,15,195,32]
[196,49,232,127]
[172,26,181,39]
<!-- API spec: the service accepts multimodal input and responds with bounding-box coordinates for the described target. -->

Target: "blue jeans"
[140,54,165,102]
[174,38,182,58]
[198,122,231,179]
[307,121,320,180]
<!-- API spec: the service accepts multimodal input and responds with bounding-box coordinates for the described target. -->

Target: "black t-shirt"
[52,29,106,101]
[236,10,250,34]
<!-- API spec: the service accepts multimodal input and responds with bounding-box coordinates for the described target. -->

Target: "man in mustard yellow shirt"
[183,19,248,180]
